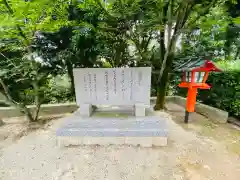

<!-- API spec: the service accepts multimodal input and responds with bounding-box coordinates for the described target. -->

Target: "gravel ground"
[0,110,239,180]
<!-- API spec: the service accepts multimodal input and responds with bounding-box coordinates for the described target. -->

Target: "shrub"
[44,74,74,103]
[198,71,240,118]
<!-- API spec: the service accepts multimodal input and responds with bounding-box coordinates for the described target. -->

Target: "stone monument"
[73,67,151,116]
[56,67,168,147]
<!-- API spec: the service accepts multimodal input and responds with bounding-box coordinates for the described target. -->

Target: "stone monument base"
[57,136,167,147]
[78,104,150,117]
[56,108,168,147]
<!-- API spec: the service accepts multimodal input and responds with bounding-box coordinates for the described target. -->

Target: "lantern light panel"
[194,71,205,83]
[185,71,205,83]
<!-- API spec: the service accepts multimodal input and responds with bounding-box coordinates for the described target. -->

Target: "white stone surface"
[135,104,149,117]
[73,67,151,106]
[152,137,168,146]
[79,104,92,117]
[135,108,145,117]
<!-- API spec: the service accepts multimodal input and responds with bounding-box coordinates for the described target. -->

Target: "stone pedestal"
[135,104,149,117]
[79,104,92,117]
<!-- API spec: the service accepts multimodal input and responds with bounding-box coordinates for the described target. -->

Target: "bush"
[44,74,74,104]
[198,71,240,118]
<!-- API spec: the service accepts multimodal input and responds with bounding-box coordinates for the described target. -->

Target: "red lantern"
[177,60,221,123]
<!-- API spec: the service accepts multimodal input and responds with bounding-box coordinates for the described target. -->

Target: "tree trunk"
[154,70,169,110]
[33,103,41,122]
[66,59,75,97]
[159,31,165,65]
[32,82,42,122]
[24,107,35,122]
[153,30,166,110]
[154,52,174,110]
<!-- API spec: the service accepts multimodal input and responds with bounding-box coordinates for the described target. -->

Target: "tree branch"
[2,0,13,14]
[162,0,170,24]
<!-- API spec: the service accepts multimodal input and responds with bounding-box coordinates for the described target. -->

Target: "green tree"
[224,1,240,60]
[0,0,69,121]
[36,0,104,95]
[153,0,228,110]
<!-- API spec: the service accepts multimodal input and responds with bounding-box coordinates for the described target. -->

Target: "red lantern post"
[177,60,221,123]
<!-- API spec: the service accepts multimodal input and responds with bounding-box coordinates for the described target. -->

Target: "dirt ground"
[0,104,239,180]
[165,102,240,156]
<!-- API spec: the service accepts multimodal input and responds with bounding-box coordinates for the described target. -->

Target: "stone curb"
[0,96,228,123]
[0,103,78,118]
[151,96,228,123]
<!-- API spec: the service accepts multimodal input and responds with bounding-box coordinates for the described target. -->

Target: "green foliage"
[0,55,49,103]
[178,7,230,62]
[198,71,240,117]
[45,75,74,104]
[0,0,70,121]
[217,60,240,71]
[0,0,69,40]
[0,0,239,119]
[95,0,138,67]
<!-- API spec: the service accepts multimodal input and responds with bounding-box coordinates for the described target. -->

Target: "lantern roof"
[175,59,221,72]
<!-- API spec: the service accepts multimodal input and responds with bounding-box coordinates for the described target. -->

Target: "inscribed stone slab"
[73,67,152,105]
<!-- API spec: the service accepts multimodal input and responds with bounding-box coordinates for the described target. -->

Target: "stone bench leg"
[134,104,146,117]
[79,104,92,117]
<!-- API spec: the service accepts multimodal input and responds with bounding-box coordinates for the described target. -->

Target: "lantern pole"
[184,87,197,123]
[184,111,189,123]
